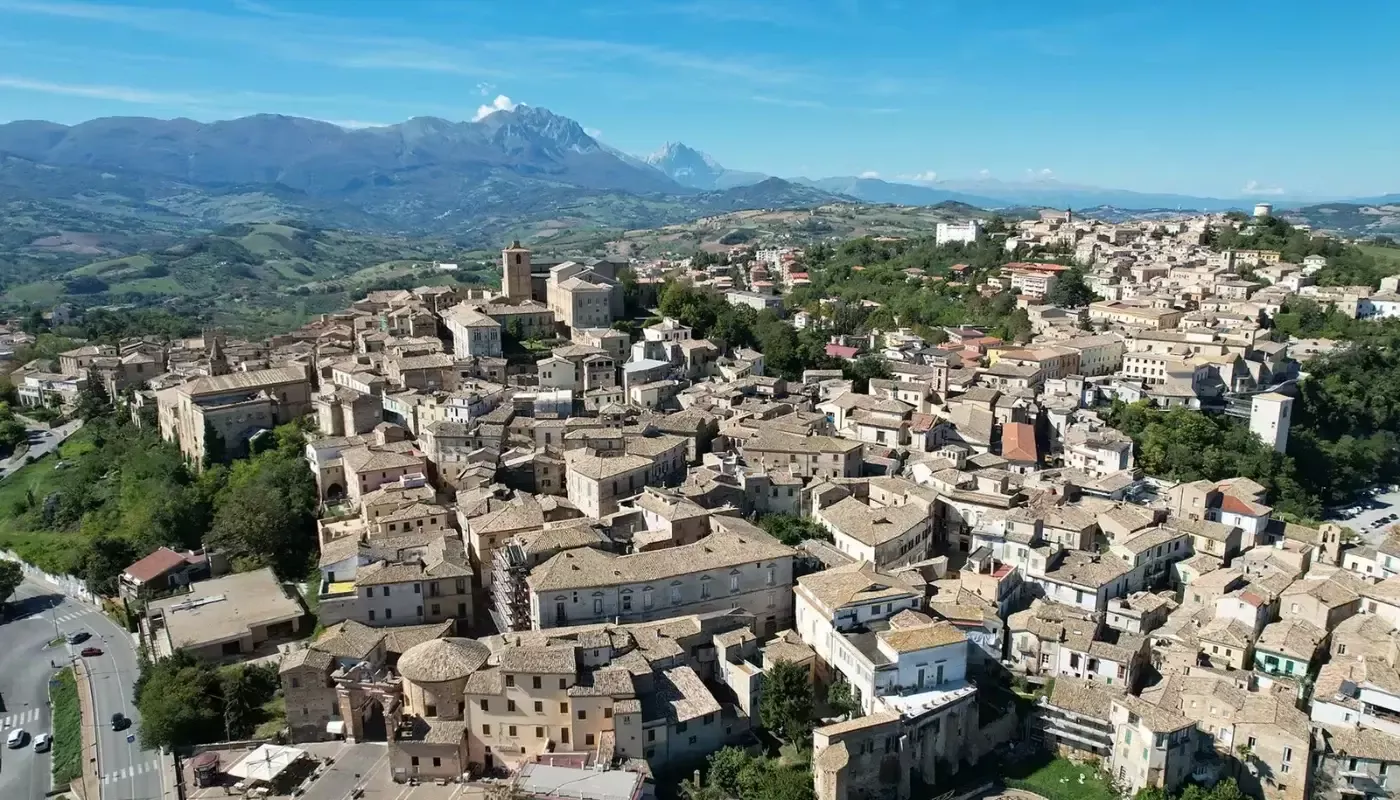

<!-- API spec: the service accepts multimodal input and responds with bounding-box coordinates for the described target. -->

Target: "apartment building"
[742,430,863,480]
[816,494,935,570]
[525,518,795,633]
[1089,300,1184,330]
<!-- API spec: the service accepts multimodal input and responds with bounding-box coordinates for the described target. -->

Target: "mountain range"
[1,104,1396,249]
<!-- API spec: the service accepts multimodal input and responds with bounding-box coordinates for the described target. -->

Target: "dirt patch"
[29,232,110,255]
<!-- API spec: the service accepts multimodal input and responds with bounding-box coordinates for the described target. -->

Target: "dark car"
[111,713,129,731]
[65,631,90,645]
[80,647,103,657]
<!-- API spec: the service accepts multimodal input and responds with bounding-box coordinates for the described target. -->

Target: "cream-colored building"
[157,365,312,465]
[526,517,795,634]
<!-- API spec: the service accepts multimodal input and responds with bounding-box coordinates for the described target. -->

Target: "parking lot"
[1326,488,1400,547]
[184,742,483,800]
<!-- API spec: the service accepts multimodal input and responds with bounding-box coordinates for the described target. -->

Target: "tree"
[825,676,861,718]
[758,514,831,546]
[82,536,138,597]
[759,660,814,742]
[220,668,252,741]
[845,354,890,393]
[705,747,750,797]
[1044,266,1096,307]
[75,371,113,421]
[0,560,22,606]
[136,651,223,750]
[205,448,318,577]
[1132,788,1168,800]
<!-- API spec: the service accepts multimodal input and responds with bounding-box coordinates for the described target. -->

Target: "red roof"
[1219,494,1266,516]
[1004,262,1071,273]
[123,546,189,583]
[910,412,939,433]
[789,272,809,279]
[825,343,861,359]
[1001,422,1039,463]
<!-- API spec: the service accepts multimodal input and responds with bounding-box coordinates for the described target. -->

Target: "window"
[414,583,421,594]
[730,575,739,592]
[385,608,393,620]
[506,675,515,687]
[365,587,374,598]
[670,586,682,605]
[586,733,595,746]
[431,604,440,615]
[703,713,714,724]
[701,581,711,599]
[368,610,375,621]
[647,729,655,742]
[509,726,517,736]
[1283,747,1292,763]
[412,757,420,767]
[384,586,391,596]
[561,729,569,744]
[767,567,775,586]
[604,708,613,719]
[432,758,441,768]
[560,679,567,690]
[291,678,300,688]
[676,721,688,733]
[594,598,603,614]
[561,702,569,713]
[416,605,423,617]
[483,724,491,735]
[534,701,543,713]
[536,727,545,738]
[508,700,517,712]
[533,676,542,689]
[578,710,587,720]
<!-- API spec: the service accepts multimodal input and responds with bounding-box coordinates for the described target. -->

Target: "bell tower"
[502,240,532,301]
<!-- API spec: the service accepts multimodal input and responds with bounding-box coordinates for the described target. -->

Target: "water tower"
[1253,202,1273,218]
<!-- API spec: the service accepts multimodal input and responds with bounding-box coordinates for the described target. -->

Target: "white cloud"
[473,94,518,121]
[1025,167,1054,179]
[978,169,992,178]
[584,127,602,139]
[1242,180,1286,196]
[859,170,880,179]
[0,75,206,105]
[326,119,388,129]
[476,82,495,97]
[899,171,938,182]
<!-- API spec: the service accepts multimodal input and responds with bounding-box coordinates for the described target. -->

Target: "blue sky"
[1,0,1398,198]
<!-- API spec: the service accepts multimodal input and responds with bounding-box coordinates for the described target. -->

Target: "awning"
[326,720,346,735]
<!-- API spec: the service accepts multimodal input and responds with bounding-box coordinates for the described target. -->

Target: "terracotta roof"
[1001,422,1038,463]
[123,547,192,583]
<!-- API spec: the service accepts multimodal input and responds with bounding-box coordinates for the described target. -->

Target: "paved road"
[0,420,84,481]
[0,583,60,800]
[3,578,163,800]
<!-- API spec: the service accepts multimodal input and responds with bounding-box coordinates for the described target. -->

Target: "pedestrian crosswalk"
[102,760,161,784]
[53,608,96,625]
[0,708,43,727]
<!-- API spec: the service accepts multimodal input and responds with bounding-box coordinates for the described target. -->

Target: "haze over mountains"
[0,104,1394,244]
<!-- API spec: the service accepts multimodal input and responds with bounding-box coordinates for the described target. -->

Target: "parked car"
[65,631,89,645]
[80,647,103,657]
[7,728,27,749]
[33,733,52,753]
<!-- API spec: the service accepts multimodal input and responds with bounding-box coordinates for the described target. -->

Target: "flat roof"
[516,764,643,800]
[150,568,303,650]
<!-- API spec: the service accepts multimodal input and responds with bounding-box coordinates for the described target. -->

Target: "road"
[1327,487,1400,547]
[2,578,163,800]
[0,583,59,800]
[0,420,84,481]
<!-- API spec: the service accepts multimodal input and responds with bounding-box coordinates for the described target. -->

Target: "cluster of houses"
[47,217,1400,800]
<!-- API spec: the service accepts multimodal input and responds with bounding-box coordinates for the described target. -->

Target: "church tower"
[502,240,532,302]
[205,328,229,377]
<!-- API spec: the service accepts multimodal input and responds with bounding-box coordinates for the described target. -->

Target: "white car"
[34,733,52,752]
[6,727,27,749]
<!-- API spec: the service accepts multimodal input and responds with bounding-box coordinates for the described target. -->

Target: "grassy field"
[0,429,98,574]
[1004,756,1116,800]
[50,666,82,786]
[1359,243,1400,269]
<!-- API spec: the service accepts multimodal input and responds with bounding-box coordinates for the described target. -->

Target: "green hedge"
[51,666,82,786]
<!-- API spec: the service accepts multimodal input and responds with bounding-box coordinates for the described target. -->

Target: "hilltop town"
[7,204,1400,800]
